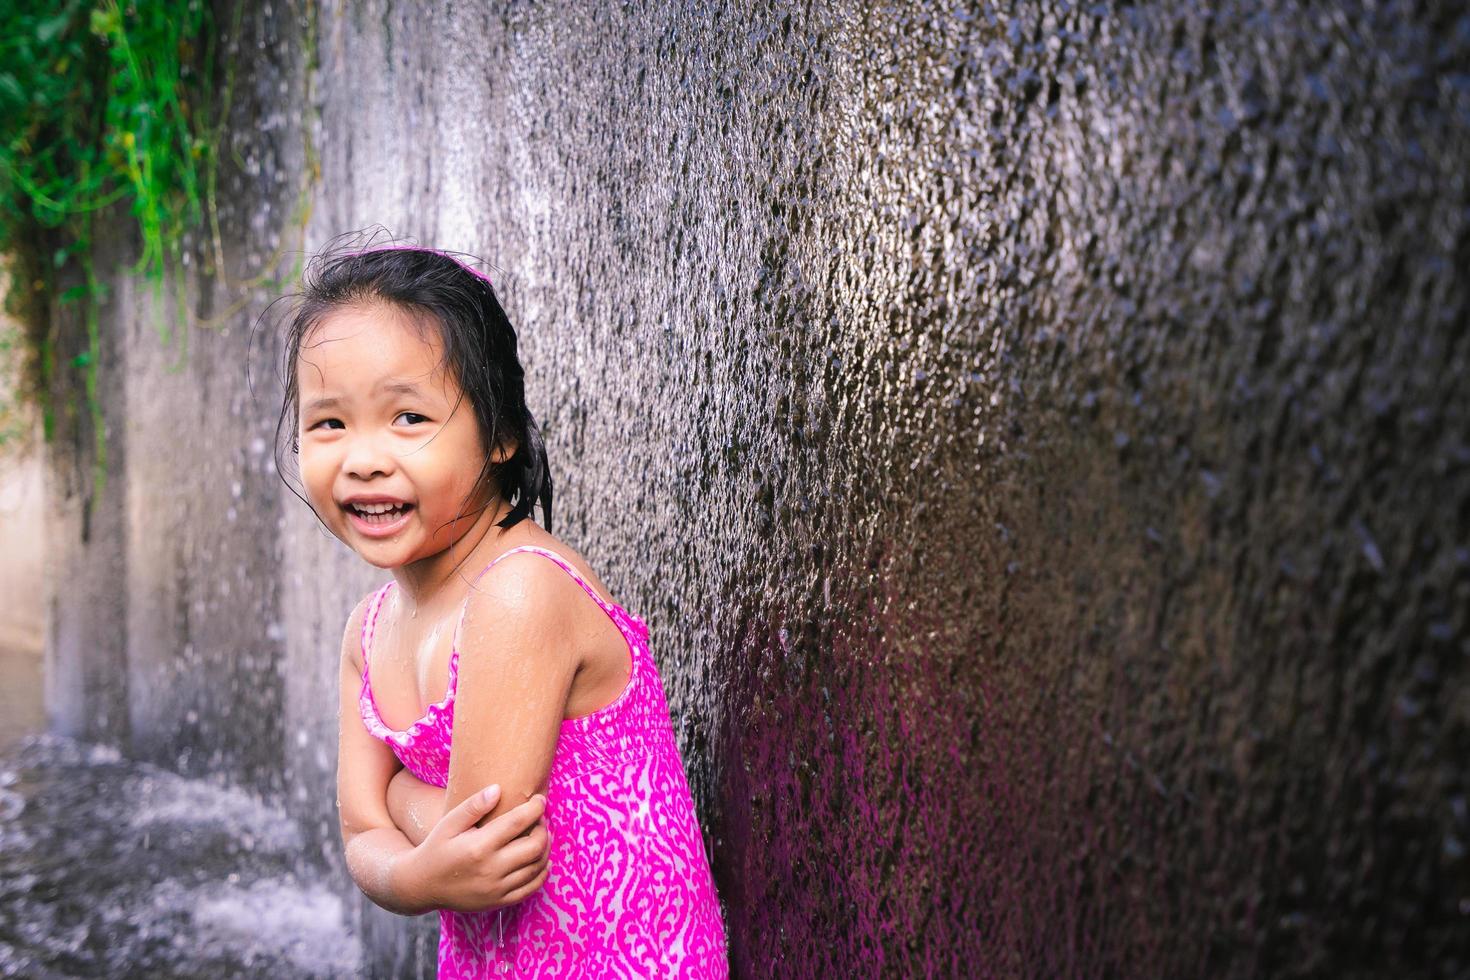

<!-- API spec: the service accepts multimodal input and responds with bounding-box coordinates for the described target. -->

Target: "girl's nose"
[342,433,396,480]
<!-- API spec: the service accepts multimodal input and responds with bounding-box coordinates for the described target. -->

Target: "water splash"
[0,734,360,978]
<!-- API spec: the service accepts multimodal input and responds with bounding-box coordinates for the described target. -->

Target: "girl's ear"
[489,439,518,465]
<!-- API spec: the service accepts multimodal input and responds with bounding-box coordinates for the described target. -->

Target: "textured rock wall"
[40,1,1470,976]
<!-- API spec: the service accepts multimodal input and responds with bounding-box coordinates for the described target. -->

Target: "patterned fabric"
[358,545,729,978]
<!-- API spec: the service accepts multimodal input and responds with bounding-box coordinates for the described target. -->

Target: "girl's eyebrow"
[302,380,428,414]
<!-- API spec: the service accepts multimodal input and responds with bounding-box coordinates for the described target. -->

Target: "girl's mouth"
[344,502,415,537]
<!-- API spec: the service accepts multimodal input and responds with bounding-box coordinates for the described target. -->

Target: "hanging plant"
[0,0,217,498]
[0,1,319,501]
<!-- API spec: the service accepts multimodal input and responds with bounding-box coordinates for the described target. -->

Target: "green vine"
[0,1,210,495]
[0,0,320,500]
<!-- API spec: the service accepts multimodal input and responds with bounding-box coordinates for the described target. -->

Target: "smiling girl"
[278,240,728,977]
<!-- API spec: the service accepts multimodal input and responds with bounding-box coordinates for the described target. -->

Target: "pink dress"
[357,545,729,978]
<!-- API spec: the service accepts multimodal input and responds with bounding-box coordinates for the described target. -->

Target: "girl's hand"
[397,784,551,914]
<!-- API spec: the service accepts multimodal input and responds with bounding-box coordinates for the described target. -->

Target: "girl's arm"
[336,595,429,914]
[441,553,580,823]
[387,765,445,847]
[338,593,551,915]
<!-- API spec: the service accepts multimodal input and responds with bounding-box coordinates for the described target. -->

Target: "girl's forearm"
[343,826,434,916]
[387,767,450,847]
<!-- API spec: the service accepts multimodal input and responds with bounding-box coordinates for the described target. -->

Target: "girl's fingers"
[438,784,501,837]
[481,793,547,848]
[501,862,551,906]
[497,857,545,894]
[497,832,551,872]
[520,819,550,855]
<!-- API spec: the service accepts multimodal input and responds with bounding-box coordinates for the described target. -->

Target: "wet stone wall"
[40,0,1470,977]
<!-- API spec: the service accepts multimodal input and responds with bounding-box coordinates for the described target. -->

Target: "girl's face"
[295,303,504,569]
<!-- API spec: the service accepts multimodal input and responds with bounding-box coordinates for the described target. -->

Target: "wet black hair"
[270,230,553,536]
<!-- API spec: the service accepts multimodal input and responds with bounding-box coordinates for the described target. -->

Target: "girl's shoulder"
[475,534,620,609]
[462,542,588,615]
[455,538,624,649]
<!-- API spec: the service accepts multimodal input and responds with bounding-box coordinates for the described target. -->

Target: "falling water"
[0,735,359,978]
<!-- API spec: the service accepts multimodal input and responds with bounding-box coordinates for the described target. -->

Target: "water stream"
[0,734,359,979]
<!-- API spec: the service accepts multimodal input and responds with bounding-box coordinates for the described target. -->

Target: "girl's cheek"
[298,455,330,503]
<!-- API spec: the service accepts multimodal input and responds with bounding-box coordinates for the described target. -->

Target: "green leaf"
[89,7,120,38]
[0,73,24,106]
[36,13,73,45]
[72,351,92,367]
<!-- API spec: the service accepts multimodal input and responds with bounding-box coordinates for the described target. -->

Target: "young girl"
[279,241,728,977]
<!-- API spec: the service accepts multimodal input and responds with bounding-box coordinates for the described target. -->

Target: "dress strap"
[481,545,614,610]
[360,580,395,669]
[452,545,618,655]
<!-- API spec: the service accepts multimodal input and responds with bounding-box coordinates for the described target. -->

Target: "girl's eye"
[395,412,429,425]
[308,419,344,431]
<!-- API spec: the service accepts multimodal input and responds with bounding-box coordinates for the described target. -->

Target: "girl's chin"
[339,526,418,566]
[352,545,412,568]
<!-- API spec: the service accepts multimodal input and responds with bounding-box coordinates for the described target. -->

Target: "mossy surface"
[1,1,219,494]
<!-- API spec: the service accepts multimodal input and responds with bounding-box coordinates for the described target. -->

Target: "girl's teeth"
[351,503,409,524]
